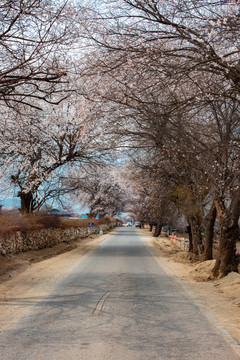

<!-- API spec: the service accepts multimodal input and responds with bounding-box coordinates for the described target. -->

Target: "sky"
[0,195,89,214]
[0,197,21,209]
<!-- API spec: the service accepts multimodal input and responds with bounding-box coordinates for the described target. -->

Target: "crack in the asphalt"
[92,291,111,316]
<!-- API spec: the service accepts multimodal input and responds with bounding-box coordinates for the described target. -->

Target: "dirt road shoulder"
[0,231,115,331]
[140,229,240,356]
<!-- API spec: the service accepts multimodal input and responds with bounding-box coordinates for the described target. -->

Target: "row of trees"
[77,0,240,277]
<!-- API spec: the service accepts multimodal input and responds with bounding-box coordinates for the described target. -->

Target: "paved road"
[0,227,239,360]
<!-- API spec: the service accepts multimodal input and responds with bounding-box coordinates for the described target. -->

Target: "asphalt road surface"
[0,227,239,360]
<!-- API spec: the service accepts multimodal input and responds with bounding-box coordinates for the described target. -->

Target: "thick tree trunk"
[203,203,216,261]
[212,196,240,277]
[212,215,239,277]
[186,224,193,252]
[153,222,162,237]
[190,219,203,261]
[19,191,35,213]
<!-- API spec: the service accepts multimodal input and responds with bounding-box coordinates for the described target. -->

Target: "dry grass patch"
[0,214,43,232]
[0,214,117,233]
[61,216,116,228]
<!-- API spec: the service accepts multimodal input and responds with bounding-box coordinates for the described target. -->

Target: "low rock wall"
[0,222,117,256]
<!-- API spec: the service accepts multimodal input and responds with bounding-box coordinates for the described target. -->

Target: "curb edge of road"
[140,233,240,358]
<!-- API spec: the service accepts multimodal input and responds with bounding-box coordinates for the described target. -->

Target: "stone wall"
[0,221,117,256]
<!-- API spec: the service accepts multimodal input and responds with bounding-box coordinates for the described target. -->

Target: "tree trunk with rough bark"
[190,218,203,260]
[19,191,35,213]
[187,224,193,253]
[153,222,162,237]
[212,195,240,277]
[203,203,216,261]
